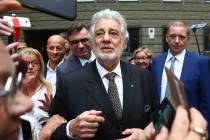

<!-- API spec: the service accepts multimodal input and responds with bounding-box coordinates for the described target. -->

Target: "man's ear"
[165,34,169,43]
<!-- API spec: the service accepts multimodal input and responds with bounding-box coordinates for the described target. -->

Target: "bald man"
[45,34,66,96]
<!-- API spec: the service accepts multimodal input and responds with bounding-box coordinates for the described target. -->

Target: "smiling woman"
[133,47,153,70]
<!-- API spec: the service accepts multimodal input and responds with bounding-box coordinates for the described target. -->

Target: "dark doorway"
[24,29,65,63]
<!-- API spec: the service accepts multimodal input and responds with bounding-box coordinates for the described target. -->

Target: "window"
[162,0,182,2]
[77,0,94,2]
[162,25,169,52]
[205,0,210,3]
[118,0,138,1]
[125,26,141,53]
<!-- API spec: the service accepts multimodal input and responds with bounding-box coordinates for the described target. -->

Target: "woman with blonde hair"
[133,46,153,70]
[19,48,53,139]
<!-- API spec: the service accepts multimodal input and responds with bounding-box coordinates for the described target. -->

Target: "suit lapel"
[70,55,82,70]
[120,62,136,123]
[157,53,167,101]
[180,51,191,82]
[85,61,119,126]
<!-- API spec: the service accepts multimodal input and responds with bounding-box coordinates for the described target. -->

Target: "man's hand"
[155,106,208,140]
[0,18,13,36]
[39,114,67,140]
[0,0,21,13]
[119,123,155,140]
[6,42,20,65]
[69,110,105,139]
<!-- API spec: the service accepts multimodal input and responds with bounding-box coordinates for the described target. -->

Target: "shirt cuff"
[66,119,77,138]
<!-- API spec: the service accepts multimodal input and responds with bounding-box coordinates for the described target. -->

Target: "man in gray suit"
[56,23,95,81]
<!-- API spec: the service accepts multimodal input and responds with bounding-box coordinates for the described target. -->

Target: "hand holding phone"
[153,67,189,133]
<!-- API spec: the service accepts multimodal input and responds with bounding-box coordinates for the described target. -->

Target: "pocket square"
[144,105,151,112]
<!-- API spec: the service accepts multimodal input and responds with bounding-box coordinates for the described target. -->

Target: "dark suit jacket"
[56,54,82,82]
[151,51,210,133]
[49,60,155,139]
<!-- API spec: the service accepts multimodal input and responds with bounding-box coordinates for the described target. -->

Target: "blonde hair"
[133,46,153,59]
[20,48,52,96]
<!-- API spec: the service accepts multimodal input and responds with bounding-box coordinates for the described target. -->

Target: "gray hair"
[88,9,129,49]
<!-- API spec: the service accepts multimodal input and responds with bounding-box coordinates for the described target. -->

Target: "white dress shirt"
[20,85,49,140]
[160,49,186,102]
[95,60,123,107]
[46,59,64,96]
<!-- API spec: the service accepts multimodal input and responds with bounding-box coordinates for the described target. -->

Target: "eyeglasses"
[25,60,39,67]
[69,38,89,46]
[0,72,22,97]
[135,57,150,61]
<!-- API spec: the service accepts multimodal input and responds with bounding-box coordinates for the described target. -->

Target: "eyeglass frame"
[135,57,151,61]
[69,38,89,46]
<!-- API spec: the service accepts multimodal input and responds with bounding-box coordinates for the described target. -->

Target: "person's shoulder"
[121,61,150,76]
[57,55,76,74]
[62,63,89,80]
[187,51,209,61]
[153,52,167,60]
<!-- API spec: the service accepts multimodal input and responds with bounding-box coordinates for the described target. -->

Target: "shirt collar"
[166,49,186,63]
[96,59,122,79]
[79,51,96,66]
[47,59,64,71]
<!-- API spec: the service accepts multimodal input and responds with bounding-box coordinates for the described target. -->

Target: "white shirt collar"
[166,49,186,63]
[47,59,64,71]
[96,59,122,79]
[79,51,96,66]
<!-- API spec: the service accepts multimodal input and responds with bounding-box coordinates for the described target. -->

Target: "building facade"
[3,0,210,61]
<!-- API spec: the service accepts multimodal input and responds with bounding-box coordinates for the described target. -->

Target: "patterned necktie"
[170,56,176,73]
[105,72,122,120]
[165,56,176,97]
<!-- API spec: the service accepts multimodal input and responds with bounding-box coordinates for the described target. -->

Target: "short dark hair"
[67,22,89,40]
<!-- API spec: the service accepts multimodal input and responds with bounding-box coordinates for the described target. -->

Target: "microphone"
[191,23,207,31]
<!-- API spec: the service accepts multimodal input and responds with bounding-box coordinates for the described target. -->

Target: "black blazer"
[49,60,155,140]
[56,54,82,81]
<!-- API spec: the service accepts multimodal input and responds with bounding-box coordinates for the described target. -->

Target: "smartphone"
[152,67,188,133]
[152,98,176,133]
[18,0,76,20]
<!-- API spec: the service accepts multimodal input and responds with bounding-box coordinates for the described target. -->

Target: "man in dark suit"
[49,9,155,139]
[151,20,210,134]
[56,23,95,81]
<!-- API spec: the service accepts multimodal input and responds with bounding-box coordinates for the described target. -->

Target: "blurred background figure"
[19,48,53,138]
[133,47,153,70]
[16,42,27,53]
[0,46,32,140]
[60,31,72,58]
[129,57,135,65]
[45,35,65,96]
[0,1,33,140]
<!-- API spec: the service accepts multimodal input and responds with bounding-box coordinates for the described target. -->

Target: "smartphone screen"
[152,98,176,133]
[18,0,76,20]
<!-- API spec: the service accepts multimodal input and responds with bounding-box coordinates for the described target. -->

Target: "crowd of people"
[0,1,209,140]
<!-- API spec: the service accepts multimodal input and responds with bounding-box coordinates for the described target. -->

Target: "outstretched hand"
[38,93,53,112]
